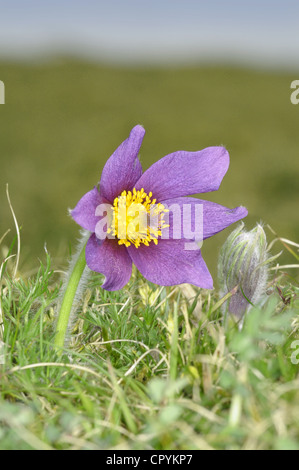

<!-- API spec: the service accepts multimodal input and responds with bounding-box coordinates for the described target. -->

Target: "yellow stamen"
[109,189,169,248]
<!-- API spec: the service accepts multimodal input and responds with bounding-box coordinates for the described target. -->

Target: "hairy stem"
[54,242,87,350]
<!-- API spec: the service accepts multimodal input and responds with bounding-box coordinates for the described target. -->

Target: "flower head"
[71,125,248,291]
[218,223,269,318]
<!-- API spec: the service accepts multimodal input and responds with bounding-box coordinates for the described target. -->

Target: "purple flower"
[71,125,248,291]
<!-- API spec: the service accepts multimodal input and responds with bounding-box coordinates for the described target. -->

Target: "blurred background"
[0,0,298,277]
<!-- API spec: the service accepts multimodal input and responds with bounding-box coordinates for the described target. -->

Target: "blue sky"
[0,0,298,68]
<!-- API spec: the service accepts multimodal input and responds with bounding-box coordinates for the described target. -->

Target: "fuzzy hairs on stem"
[55,230,91,350]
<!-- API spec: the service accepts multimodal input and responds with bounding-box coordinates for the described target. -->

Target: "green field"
[0,60,298,275]
[0,60,299,450]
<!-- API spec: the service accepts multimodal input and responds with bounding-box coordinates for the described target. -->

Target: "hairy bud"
[218,223,269,319]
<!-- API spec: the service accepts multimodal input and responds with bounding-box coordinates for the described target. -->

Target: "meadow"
[0,60,298,271]
[0,60,298,450]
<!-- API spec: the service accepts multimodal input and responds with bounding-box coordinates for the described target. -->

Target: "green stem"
[54,243,87,350]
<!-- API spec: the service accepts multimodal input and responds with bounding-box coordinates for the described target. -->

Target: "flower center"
[108,188,169,248]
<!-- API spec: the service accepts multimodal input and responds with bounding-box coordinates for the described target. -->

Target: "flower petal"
[135,146,229,201]
[160,197,248,241]
[71,186,104,232]
[100,125,145,202]
[86,234,132,291]
[127,239,213,289]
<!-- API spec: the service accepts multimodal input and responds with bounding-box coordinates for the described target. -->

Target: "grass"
[0,58,299,450]
[0,225,298,450]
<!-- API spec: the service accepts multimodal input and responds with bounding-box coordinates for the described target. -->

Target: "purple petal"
[135,146,229,201]
[160,197,248,240]
[100,125,145,202]
[86,234,132,291]
[127,239,213,289]
[71,186,105,232]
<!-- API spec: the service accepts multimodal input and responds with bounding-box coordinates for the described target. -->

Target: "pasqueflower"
[218,223,269,318]
[71,125,248,291]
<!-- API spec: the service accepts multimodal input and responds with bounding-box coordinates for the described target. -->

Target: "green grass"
[0,229,298,450]
[0,58,299,450]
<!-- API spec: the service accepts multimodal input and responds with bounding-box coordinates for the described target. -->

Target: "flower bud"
[218,223,269,318]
